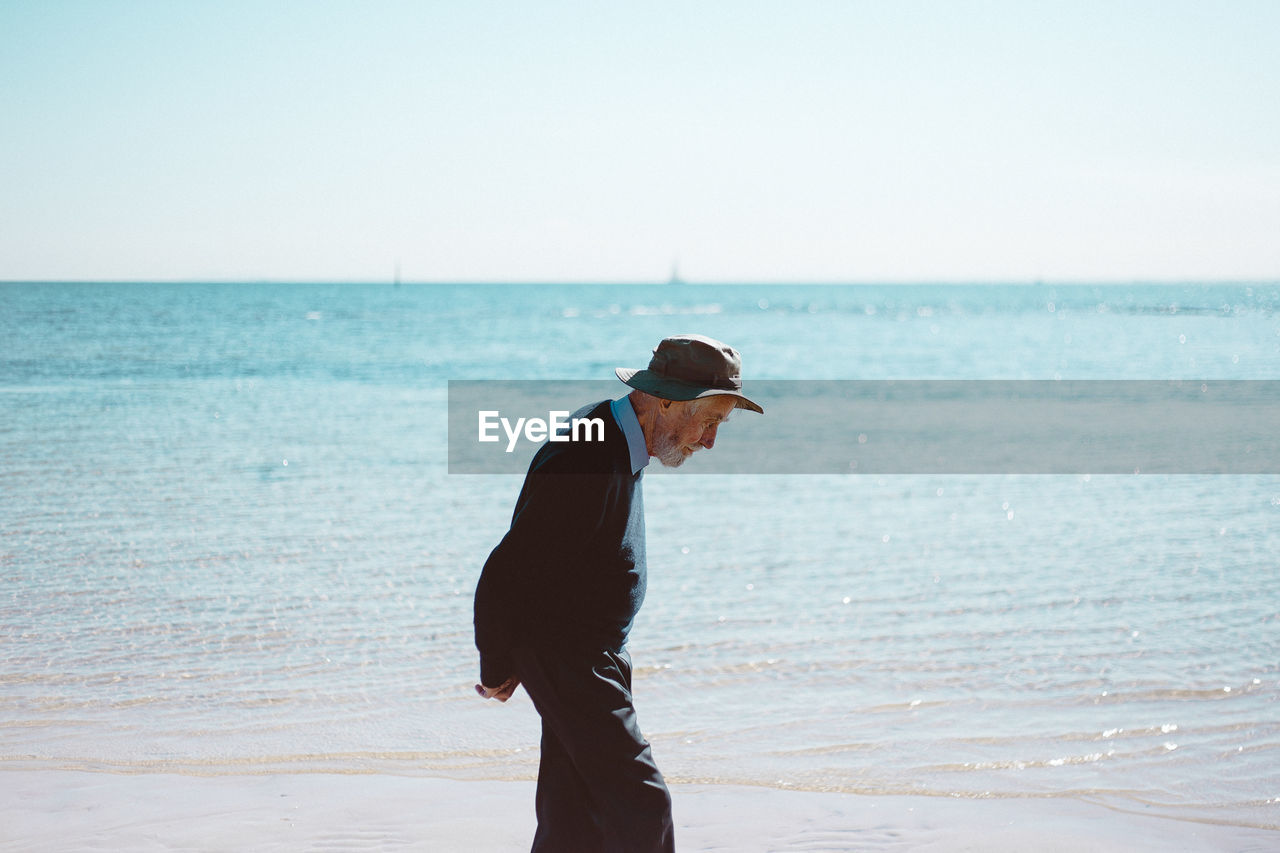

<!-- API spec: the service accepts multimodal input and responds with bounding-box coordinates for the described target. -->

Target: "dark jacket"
[473,400,647,686]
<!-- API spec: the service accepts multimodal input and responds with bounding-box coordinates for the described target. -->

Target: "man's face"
[652,396,737,468]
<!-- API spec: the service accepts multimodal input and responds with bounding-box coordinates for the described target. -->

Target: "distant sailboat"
[667,260,684,285]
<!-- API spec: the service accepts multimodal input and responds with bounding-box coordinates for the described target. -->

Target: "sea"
[2,282,1278,831]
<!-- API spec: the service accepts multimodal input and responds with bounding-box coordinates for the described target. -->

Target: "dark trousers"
[511,644,675,853]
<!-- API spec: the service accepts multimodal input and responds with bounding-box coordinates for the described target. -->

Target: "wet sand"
[2,771,1276,852]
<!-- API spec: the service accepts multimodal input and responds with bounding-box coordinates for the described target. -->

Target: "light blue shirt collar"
[611,395,649,475]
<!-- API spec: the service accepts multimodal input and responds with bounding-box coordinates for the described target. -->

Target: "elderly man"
[473,334,762,853]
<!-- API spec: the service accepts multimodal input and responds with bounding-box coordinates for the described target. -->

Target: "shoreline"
[2,771,1276,852]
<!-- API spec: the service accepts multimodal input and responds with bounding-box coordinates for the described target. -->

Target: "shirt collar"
[611,395,649,475]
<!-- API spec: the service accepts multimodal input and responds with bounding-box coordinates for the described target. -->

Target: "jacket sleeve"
[474,555,516,687]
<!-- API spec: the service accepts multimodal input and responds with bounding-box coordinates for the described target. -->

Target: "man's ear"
[659,398,674,411]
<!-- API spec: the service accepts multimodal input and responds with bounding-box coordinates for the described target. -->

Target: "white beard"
[652,429,691,468]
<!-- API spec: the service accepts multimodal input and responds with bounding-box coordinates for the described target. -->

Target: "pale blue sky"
[2,1,1277,282]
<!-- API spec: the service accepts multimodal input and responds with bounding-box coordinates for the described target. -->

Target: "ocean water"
[2,282,1279,830]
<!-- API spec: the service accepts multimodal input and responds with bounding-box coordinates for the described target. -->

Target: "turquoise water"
[2,282,1278,828]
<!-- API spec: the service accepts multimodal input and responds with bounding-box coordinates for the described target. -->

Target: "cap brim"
[615,367,764,414]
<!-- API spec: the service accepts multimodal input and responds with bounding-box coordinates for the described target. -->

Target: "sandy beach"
[2,771,1275,852]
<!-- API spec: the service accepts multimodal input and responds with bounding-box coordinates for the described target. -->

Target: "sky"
[1,1,1277,283]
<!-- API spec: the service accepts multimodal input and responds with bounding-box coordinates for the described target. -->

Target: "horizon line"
[4,278,1279,287]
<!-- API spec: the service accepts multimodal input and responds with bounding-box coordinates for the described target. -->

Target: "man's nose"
[699,424,719,450]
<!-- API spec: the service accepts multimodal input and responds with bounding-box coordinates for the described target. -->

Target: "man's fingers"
[475,678,520,701]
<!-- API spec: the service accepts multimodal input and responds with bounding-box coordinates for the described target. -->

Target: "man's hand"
[475,677,520,702]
